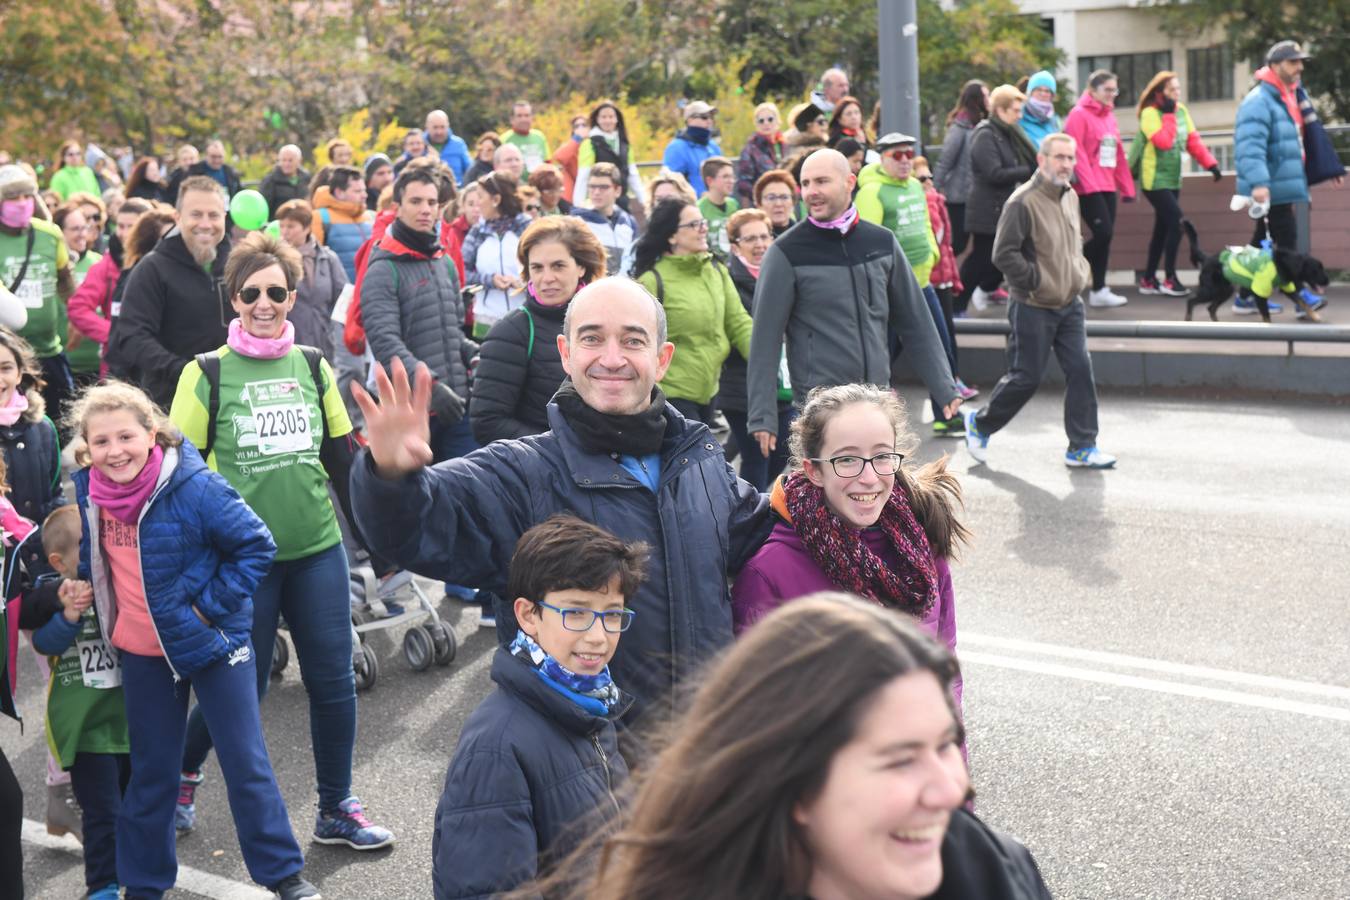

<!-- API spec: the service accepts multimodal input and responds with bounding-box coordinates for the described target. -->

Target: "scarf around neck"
[683,125,712,146]
[227,318,295,359]
[733,251,761,279]
[992,116,1039,168]
[808,205,859,233]
[90,444,165,525]
[390,217,441,259]
[553,380,668,457]
[0,389,28,427]
[782,471,939,617]
[510,630,621,716]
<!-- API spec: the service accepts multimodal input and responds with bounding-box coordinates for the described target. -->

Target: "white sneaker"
[970,287,992,312]
[1088,287,1127,308]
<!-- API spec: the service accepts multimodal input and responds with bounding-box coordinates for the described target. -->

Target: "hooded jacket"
[349,401,771,719]
[74,442,276,677]
[925,189,963,293]
[311,185,375,281]
[992,169,1092,309]
[360,227,474,398]
[1131,102,1218,191]
[855,162,939,288]
[469,294,567,444]
[746,216,957,437]
[294,237,347,358]
[736,131,787,207]
[114,229,232,410]
[965,119,1037,236]
[1235,69,1309,205]
[662,129,723,195]
[574,207,637,276]
[636,253,753,406]
[933,116,978,204]
[432,648,630,900]
[1018,103,1062,150]
[425,129,472,184]
[1063,91,1136,198]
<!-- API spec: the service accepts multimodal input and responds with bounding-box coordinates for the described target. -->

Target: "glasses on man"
[885,147,916,160]
[761,192,794,204]
[677,218,709,231]
[535,600,637,633]
[238,285,289,304]
[808,452,904,478]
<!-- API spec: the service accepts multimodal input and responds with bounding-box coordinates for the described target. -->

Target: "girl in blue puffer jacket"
[68,382,319,900]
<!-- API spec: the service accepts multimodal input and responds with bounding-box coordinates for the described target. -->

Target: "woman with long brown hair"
[933,79,989,260]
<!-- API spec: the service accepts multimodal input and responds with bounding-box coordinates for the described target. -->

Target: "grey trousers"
[975,298,1099,450]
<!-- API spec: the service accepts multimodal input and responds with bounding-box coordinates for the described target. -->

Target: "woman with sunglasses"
[168,231,395,851]
[732,384,968,717]
[631,198,752,426]
[735,103,787,207]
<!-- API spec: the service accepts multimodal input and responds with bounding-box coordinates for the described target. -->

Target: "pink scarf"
[808,205,859,234]
[89,445,164,524]
[227,318,295,359]
[733,252,761,279]
[0,390,28,427]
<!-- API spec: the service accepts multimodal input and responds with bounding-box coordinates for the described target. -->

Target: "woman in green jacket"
[632,198,753,425]
[1130,71,1221,296]
[48,141,102,202]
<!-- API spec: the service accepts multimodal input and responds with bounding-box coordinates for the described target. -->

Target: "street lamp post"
[878,0,922,148]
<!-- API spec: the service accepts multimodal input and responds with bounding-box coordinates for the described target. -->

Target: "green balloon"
[230,189,269,230]
[264,220,280,238]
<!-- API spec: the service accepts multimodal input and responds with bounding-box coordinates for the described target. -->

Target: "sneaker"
[1299,288,1327,312]
[990,287,1010,303]
[479,609,497,629]
[1065,447,1117,469]
[1137,274,1161,295]
[961,407,988,464]
[87,884,120,900]
[1088,287,1127,308]
[1233,295,1283,315]
[933,418,965,438]
[271,874,322,899]
[46,782,82,843]
[376,569,412,600]
[1158,278,1189,297]
[175,770,203,833]
[969,287,992,312]
[955,379,979,401]
[314,796,395,851]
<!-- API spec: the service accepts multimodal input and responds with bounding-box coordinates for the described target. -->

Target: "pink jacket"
[1063,91,1136,199]
[66,251,119,376]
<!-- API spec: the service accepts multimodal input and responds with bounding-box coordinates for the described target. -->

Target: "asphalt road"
[10,387,1350,899]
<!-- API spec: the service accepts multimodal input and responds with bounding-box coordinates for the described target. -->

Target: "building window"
[1187,46,1234,102]
[1078,52,1173,106]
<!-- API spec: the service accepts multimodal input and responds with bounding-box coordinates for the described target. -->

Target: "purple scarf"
[227,318,295,359]
[89,445,165,524]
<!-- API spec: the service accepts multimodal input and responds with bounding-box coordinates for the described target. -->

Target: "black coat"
[166,161,242,205]
[113,230,231,410]
[965,120,1036,236]
[715,253,764,415]
[469,295,567,444]
[258,166,312,218]
[931,808,1053,899]
[432,648,629,900]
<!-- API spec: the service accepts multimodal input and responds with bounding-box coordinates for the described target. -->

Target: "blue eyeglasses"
[535,600,637,633]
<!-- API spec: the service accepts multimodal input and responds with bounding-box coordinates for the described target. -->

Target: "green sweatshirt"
[855,163,938,288]
[499,129,551,174]
[49,165,102,202]
[0,218,70,357]
[638,253,753,405]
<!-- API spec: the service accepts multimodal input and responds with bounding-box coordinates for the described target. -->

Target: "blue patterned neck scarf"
[509,630,621,717]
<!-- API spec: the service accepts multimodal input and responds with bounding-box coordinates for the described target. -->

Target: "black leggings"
[948,203,970,257]
[0,744,21,900]
[1143,188,1183,280]
[1079,191,1118,291]
[1251,203,1298,250]
[957,232,1002,309]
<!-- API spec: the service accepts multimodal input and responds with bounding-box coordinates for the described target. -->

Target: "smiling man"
[349,276,771,719]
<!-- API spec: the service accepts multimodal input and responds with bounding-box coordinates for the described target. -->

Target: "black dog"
[1181,219,1330,323]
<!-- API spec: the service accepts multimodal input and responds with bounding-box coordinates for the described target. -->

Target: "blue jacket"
[350,400,770,717]
[662,130,723,195]
[1018,107,1061,151]
[432,648,630,899]
[75,442,276,678]
[426,129,472,184]
[1235,79,1308,205]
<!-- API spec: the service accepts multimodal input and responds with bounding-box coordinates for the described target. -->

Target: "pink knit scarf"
[227,318,295,359]
[807,205,859,233]
[0,389,28,427]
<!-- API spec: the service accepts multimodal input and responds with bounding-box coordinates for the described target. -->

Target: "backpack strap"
[652,268,665,305]
[522,306,535,358]
[297,345,330,444]
[194,351,222,460]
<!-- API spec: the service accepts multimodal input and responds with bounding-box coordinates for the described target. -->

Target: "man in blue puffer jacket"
[424,109,472,185]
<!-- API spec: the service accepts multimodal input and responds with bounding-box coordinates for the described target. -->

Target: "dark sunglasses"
[526,204,542,212]
[238,285,289,304]
[755,116,777,124]
[917,175,933,183]
[885,147,916,160]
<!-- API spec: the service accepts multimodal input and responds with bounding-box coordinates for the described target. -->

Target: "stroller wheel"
[271,633,290,677]
[354,643,379,691]
[428,621,457,666]
[403,625,434,672]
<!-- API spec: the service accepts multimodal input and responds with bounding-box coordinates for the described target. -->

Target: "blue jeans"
[723,407,792,492]
[120,648,302,897]
[182,541,355,811]
[70,752,130,890]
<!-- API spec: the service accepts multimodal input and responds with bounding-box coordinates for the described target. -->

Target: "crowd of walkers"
[0,43,1342,899]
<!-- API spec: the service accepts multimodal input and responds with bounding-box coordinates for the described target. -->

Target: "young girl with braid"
[731,383,970,711]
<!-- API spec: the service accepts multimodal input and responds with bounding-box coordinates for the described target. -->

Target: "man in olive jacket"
[963,133,1116,469]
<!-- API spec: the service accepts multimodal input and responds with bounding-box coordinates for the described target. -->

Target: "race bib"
[15,278,43,308]
[77,636,121,689]
[245,379,313,455]
[1098,138,1118,169]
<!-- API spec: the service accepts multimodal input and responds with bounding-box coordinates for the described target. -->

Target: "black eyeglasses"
[535,600,637,633]
[238,285,289,304]
[808,452,904,478]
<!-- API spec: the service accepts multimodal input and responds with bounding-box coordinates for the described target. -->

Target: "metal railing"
[953,317,1350,356]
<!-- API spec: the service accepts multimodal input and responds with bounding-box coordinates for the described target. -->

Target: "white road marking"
[960,632,1350,701]
[22,819,272,899]
[960,651,1350,722]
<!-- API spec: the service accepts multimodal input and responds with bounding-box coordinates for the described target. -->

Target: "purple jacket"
[732,520,962,708]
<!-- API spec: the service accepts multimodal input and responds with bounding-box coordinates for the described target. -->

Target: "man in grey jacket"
[360,166,476,461]
[745,149,960,457]
[963,133,1116,469]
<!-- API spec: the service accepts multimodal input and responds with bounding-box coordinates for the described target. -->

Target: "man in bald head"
[745,148,961,456]
[423,108,472,183]
[351,277,771,720]
[258,143,311,217]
